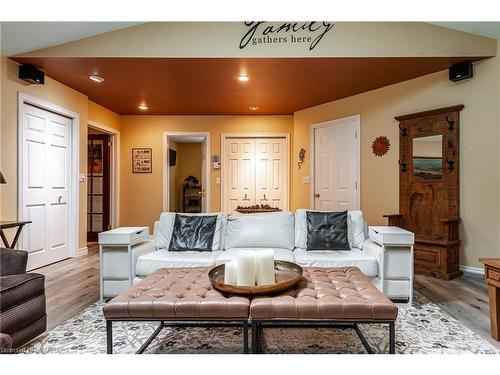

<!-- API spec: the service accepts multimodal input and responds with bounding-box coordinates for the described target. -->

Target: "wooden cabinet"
[479,258,500,341]
[386,105,463,280]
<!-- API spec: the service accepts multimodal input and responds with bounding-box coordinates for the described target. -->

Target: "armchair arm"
[439,217,461,242]
[0,248,28,276]
[362,239,384,279]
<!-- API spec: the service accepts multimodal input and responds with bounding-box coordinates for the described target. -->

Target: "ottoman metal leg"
[243,320,249,354]
[389,322,396,354]
[106,320,113,354]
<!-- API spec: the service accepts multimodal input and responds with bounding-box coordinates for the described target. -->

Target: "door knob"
[244,193,248,200]
[58,196,63,203]
[314,193,320,198]
[263,194,267,200]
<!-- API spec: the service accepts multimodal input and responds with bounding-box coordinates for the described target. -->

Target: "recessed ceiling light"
[89,75,104,83]
[238,75,250,82]
[249,105,259,111]
[138,104,148,110]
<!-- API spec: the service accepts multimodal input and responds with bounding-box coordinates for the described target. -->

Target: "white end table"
[369,226,415,304]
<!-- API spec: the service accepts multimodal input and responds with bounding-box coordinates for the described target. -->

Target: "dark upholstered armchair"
[0,248,46,352]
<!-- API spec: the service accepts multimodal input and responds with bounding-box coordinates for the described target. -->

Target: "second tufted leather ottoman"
[250,267,398,354]
[103,268,251,354]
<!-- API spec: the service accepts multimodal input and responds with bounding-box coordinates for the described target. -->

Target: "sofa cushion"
[169,214,217,252]
[136,250,220,276]
[216,248,295,264]
[0,273,45,312]
[306,211,350,251]
[293,248,378,277]
[295,209,365,249]
[225,212,295,250]
[154,212,226,250]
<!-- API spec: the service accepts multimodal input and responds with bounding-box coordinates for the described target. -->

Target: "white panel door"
[255,138,288,210]
[21,104,72,270]
[223,138,256,212]
[313,118,359,211]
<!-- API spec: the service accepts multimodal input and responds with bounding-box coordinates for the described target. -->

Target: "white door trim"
[162,131,211,212]
[88,120,121,228]
[221,132,290,213]
[310,115,361,210]
[17,92,80,259]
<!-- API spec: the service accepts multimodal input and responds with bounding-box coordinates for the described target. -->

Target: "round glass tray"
[208,260,303,295]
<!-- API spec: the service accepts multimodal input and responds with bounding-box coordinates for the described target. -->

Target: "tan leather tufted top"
[250,267,398,321]
[103,268,250,320]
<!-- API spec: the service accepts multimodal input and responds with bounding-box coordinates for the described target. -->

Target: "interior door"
[21,103,72,270]
[313,118,359,211]
[223,138,256,212]
[87,134,110,242]
[200,138,207,212]
[255,138,288,210]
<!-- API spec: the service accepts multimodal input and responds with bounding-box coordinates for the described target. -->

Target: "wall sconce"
[298,148,306,169]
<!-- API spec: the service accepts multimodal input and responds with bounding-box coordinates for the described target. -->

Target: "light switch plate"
[302,176,310,184]
[216,177,221,185]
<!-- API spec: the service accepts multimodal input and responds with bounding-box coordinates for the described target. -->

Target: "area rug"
[20,292,499,354]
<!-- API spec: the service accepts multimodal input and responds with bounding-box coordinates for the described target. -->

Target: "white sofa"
[132,210,385,293]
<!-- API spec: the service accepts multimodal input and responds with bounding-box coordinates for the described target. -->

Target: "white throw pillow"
[154,212,225,250]
[294,209,365,249]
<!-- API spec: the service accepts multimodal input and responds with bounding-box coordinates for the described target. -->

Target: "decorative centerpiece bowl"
[208,260,303,295]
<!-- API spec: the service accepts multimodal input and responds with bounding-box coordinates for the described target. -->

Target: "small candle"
[236,250,256,286]
[256,250,275,285]
[224,260,237,285]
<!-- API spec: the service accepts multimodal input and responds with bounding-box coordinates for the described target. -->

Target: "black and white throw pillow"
[169,214,217,252]
[306,211,350,251]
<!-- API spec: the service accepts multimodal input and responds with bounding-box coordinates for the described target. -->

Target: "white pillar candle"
[236,250,256,286]
[256,250,275,285]
[224,260,237,285]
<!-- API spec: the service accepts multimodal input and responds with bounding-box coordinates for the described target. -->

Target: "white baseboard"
[77,247,88,257]
[460,265,484,279]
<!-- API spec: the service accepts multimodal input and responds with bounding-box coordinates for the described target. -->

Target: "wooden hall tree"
[385,105,463,280]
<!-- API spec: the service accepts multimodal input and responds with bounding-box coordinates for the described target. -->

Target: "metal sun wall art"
[372,136,390,157]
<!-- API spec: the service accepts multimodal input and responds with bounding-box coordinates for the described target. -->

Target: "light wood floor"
[35,246,499,348]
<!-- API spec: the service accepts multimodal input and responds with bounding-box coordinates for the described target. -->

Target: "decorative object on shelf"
[386,105,463,280]
[0,171,6,184]
[183,180,202,213]
[235,204,282,214]
[132,148,152,173]
[209,260,303,295]
[372,136,390,157]
[298,148,306,169]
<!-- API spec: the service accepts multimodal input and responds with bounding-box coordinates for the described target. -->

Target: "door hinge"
[108,141,112,147]
[355,130,358,139]
[355,181,358,189]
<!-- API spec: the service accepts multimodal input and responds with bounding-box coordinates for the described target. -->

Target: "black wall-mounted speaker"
[449,61,473,82]
[19,64,45,84]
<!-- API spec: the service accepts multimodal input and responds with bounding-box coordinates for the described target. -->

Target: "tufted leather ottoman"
[103,268,251,354]
[250,267,398,354]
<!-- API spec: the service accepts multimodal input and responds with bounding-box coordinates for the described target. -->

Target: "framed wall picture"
[132,148,152,173]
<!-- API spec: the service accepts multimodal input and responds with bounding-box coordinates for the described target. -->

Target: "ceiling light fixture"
[138,104,149,110]
[249,105,259,111]
[89,75,104,83]
[238,75,250,82]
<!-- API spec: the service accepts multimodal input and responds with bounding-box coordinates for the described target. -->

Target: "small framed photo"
[132,148,152,173]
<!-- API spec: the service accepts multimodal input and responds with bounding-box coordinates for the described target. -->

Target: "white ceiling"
[0,22,142,56]
[429,22,500,39]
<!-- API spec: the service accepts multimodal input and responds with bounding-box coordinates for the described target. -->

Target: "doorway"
[221,133,290,213]
[163,132,210,213]
[87,129,111,242]
[18,94,80,271]
[310,115,360,211]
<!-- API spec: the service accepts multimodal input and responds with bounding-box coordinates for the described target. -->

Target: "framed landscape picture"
[132,148,152,173]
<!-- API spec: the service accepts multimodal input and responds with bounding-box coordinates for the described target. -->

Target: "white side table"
[98,227,155,301]
[369,226,415,304]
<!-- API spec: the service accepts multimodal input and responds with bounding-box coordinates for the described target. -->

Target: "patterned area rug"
[20,292,499,354]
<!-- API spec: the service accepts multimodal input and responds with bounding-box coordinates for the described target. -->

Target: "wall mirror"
[412,135,443,180]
